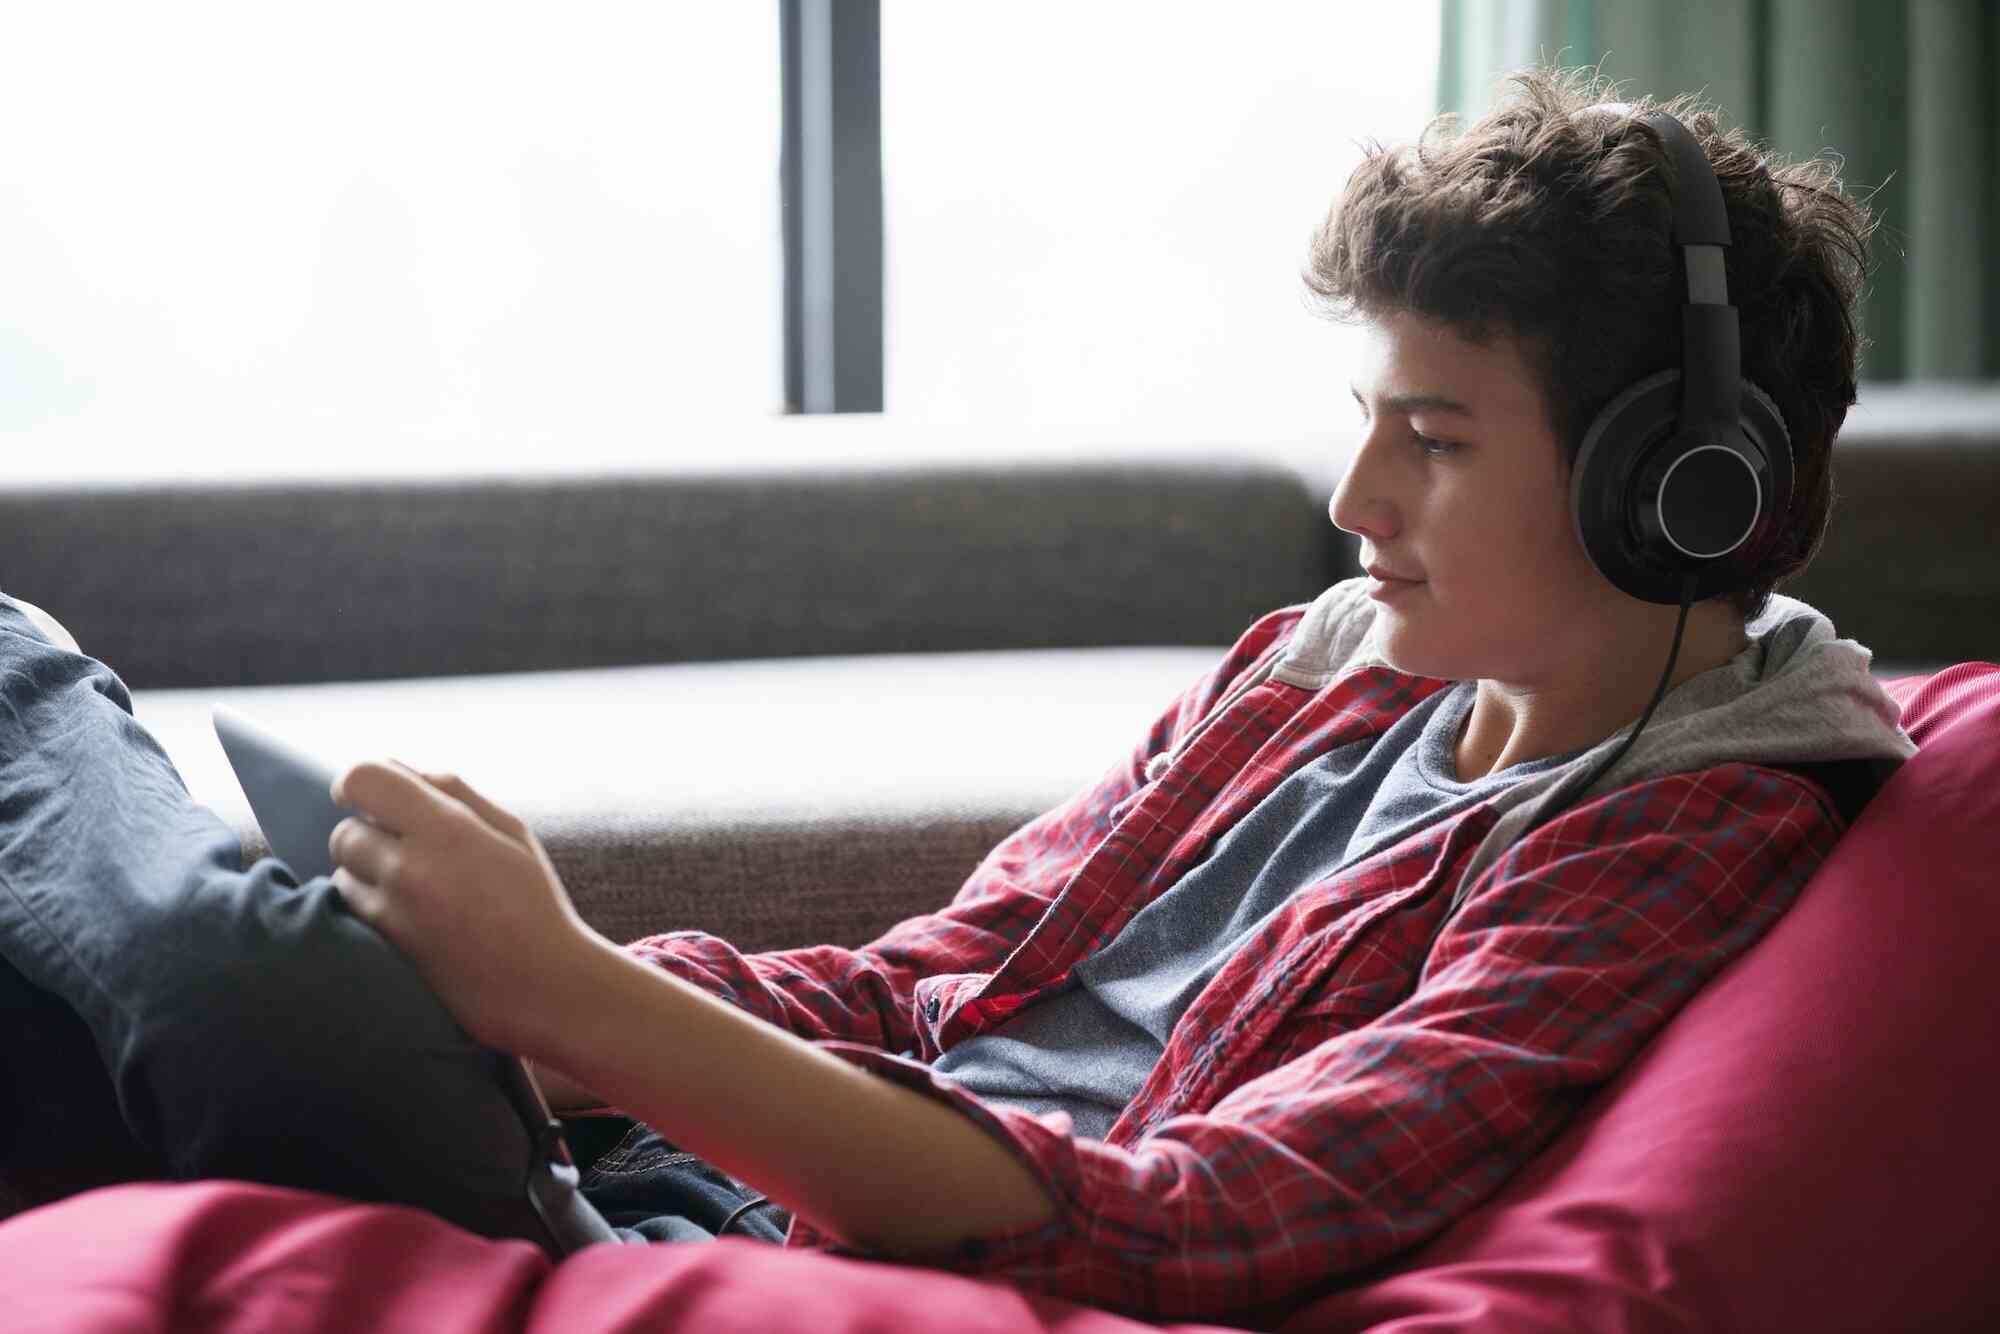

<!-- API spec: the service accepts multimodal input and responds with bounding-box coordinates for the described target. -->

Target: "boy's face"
[1331,310,1622,685]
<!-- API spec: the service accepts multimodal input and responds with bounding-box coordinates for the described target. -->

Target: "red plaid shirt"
[625,603,1847,1324]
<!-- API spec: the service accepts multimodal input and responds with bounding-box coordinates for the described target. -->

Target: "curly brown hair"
[1301,66,1875,621]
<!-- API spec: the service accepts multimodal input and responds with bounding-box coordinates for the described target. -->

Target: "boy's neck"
[1454,600,1751,783]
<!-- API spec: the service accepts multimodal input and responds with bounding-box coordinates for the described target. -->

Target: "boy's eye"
[1413,433,1457,457]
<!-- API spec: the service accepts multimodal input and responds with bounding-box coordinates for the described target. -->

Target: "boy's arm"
[524,1058,601,1111]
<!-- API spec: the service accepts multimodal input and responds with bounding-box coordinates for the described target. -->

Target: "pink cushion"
[1291,662,2000,1333]
[6,666,1996,1333]
[1,1179,1241,1334]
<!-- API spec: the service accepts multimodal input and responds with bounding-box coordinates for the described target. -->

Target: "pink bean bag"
[6,665,1996,1334]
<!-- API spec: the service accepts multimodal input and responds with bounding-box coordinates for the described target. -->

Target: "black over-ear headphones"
[1569,105,1794,607]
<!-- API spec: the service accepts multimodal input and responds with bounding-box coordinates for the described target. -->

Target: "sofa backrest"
[1780,387,2000,672]
[0,458,1342,690]
[4,390,1995,692]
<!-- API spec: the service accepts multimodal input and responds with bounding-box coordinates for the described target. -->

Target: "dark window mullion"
[780,0,883,414]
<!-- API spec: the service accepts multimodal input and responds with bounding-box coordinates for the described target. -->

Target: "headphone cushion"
[1571,370,1793,604]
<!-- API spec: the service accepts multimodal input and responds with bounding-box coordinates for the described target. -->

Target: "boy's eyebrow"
[1349,386,1475,415]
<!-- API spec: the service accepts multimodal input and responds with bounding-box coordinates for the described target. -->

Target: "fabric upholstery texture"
[0,459,1337,690]
[0,1180,1243,1334]
[1783,394,2000,665]
[128,647,1220,950]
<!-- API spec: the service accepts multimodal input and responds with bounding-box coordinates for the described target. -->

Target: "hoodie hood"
[1265,577,1917,910]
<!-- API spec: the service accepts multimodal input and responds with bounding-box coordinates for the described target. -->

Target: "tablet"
[208,703,621,1252]
[211,703,350,885]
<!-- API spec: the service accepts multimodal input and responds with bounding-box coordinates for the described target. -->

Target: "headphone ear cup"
[1736,378,1793,551]
[1571,371,1794,605]
[1572,370,1683,602]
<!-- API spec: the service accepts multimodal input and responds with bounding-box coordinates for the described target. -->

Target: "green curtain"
[1437,0,1999,382]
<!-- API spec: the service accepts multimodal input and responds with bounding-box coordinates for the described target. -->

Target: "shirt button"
[925,996,941,1022]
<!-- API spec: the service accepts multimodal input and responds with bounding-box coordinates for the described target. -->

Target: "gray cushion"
[7,459,1339,690]
[1782,386,2000,667]
[130,646,1224,953]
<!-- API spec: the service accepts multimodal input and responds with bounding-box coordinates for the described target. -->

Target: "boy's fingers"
[330,760,428,836]
[417,768,526,838]
[330,867,387,925]
[336,759,526,842]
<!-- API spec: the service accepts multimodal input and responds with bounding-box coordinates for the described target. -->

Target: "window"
[2,3,1441,481]
[881,1,1441,467]
[1,3,781,481]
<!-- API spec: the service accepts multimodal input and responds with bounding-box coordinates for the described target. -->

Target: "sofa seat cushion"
[130,647,1222,953]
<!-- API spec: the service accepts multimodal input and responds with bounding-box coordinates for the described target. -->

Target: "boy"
[0,69,1914,1324]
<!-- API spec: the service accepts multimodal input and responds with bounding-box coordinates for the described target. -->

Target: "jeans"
[572,1117,790,1245]
[0,594,787,1251]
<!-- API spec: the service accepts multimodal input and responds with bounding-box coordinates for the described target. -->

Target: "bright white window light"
[1,3,1440,481]
[0,3,781,480]
[881,1,1442,449]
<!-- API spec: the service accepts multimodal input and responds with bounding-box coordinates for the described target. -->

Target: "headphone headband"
[1567,102,1793,606]
[1584,104,1730,300]
[1632,109,1732,253]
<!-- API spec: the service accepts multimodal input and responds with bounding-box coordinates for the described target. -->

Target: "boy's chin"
[1376,632,1456,684]
[1371,627,1466,683]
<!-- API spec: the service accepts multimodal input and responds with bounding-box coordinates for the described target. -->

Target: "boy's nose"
[1328,458,1398,542]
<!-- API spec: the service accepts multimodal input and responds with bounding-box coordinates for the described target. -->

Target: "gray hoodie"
[1150,577,1918,913]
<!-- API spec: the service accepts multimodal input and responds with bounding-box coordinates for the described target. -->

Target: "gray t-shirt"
[930,679,1584,1138]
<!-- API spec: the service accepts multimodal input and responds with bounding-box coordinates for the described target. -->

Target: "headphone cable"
[1538,569,1700,828]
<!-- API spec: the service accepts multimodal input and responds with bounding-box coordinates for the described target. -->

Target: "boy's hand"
[327,760,605,1060]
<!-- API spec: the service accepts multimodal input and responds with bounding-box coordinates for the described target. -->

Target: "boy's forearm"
[533,935,1059,1254]
[524,1058,604,1112]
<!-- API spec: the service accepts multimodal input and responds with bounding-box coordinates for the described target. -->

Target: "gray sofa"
[2,388,1994,957]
